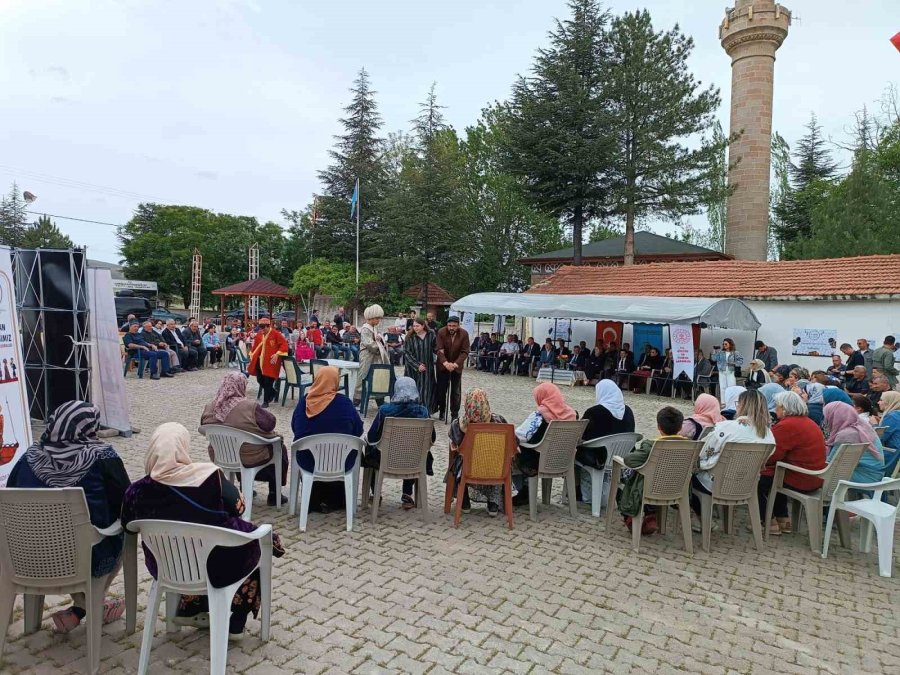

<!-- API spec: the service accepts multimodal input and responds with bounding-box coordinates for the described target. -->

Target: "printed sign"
[0,247,34,487]
[670,324,694,381]
[460,312,475,339]
[792,328,839,356]
[111,278,158,293]
[493,314,505,335]
[548,318,571,341]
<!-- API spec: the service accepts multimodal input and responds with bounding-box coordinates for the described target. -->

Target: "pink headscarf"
[690,393,724,428]
[824,401,880,457]
[533,382,576,421]
[212,372,248,421]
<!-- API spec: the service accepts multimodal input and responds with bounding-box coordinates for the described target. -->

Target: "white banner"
[670,324,694,381]
[460,312,475,339]
[549,318,571,341]
[792,328,838,356]
[493,314,504,334]
[88,268,132,435]
[0,247,34,487]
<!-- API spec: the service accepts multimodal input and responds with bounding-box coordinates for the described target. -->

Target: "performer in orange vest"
[247,317,289,408]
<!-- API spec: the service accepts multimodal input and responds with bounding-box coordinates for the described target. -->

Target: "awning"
[450,293,761,331]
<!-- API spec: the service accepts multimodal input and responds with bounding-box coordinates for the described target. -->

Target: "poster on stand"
[88,268,131,435]
[670,324,694,381]
[0,247,33,487]
[492,314,504,334]
[792,328,839,356]
[460,312,475,339]
[549,318,571,341]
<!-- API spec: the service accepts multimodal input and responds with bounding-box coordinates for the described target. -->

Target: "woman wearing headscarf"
[720,385,747,421]
[7,401,129,633]
[804,382,826,427]
[404,317,437,412]
[447,389,508,516]
[823,386,853,406]
[201,372,287,506]
[757,383,784,423]
[365,376,436,509]
[355,304,389,404]
[680,393,724,440]
[745,359,771,390]
[876,391,900,476]
[513,382,577,505]
[291,366,364,512]
[121,423,284,639]
[824,401,884,484]
[759,391,826,536]
[574,380,635,505]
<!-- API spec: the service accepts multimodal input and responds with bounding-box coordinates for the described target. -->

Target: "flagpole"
[355,178,360,326]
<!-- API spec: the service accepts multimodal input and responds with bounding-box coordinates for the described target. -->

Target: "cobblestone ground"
[3,367,898,674]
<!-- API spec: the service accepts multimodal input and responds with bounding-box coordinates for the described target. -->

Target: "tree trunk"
[623,203,635,266]
[572,204,584,266]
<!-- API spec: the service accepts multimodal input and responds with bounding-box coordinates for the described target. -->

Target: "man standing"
[753,340,778,372]
[248,317,289,408]
[435,316,470,421]
[333,306,348,331]
[873,336,899,389]
[426,311,439,331]
[123,322,173,379]
[856,338,874,376]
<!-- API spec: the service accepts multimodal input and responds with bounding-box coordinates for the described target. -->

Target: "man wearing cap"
[248,317,289,408]
[435,316,470,421]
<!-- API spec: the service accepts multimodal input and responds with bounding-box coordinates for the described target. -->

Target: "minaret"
[720,1,791,260]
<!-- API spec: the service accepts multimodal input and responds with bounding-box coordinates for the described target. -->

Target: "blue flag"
[349,178,359,218]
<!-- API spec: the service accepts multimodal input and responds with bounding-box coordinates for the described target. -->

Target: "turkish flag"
[595,321,623,349]
[892,31,900,53]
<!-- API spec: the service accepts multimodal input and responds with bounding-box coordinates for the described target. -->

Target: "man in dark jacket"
[162,319,197,371]
[123,322,173,379]
[518,337,541,376]
[753,341,778,372]
[435,316,470,421]
[181,320,207,367]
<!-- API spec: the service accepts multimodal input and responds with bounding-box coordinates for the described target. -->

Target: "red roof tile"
[403,282,456,305]
[527,255,900,300]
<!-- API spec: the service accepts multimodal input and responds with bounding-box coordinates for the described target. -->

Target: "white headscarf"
[594,380,625,420]
[721,385,746,411]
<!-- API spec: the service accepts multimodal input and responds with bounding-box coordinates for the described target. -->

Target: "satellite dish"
[23,191,37,204]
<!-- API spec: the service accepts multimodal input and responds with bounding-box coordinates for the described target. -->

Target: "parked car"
[115,294,153,327]
[151,308,187,323]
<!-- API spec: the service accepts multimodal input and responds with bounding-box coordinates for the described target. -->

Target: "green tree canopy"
[20,215,74,249]
[0,182,28,247]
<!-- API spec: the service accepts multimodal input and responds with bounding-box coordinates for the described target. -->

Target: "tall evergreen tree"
[604,10,725,264]
[316,68,386,263]
[498,0,614,265]
[0,182,29,247]
[773,114,839,249]
[768,132,791,259]
[20,215,73,249]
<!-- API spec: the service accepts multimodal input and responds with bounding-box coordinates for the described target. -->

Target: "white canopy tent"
[450,293,761,331]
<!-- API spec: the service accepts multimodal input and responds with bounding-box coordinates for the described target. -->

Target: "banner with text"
[0,247,33,487]
[670,324,694,381]
[461,312,475,339]
[89,268,132,434]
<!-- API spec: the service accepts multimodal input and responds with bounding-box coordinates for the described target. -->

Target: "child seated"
[616,406,686,534]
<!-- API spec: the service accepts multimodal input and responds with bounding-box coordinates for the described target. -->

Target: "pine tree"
[316,68,386,263]
[604,10,725,264]
[498,0,614,265]
[773,114,840,249]
[0,182,29,247]
[20,215,74,249]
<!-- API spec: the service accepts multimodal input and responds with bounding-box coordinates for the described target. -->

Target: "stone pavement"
[2,367,898,674]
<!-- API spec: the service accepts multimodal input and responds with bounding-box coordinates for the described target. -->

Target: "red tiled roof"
[527,255,900,300]
[212,278,295,298]
[403,282,456,305]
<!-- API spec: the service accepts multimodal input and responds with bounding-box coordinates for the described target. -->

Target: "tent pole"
[220,295,225,333]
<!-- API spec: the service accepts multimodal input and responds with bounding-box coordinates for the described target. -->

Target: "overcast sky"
[2,0,897,263]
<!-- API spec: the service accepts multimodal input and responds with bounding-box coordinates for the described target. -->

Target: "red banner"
[892,31,900,53]
[595,321,623,349]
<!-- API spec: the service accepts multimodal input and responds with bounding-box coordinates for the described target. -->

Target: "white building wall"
[531,298,899,372]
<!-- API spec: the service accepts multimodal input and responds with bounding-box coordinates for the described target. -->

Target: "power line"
[0,164,171,203]
[26,210,121,228]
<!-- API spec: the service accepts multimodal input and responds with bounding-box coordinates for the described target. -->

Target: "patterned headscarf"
[461,388,492,432]
[25,401,116,488]
[392,377,420,404]
[212,372,247,421]
[824,401,881,458]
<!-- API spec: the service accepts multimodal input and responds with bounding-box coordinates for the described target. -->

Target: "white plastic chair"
[199,424,284,521]
[575,432,643,517]
[128,519,273,675]
[0,488,125,675]
[289,434,365,532]
[520,420,589,521]
[822,477,900,577]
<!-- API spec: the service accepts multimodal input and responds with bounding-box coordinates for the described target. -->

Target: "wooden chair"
[444,424,517,528]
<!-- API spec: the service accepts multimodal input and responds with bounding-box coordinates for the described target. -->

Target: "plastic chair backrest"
[460,423,517,481]
[873,426,886,439]
[641,440,703,501]
[368,364,394,398]
[579,432,643,471]
[697,426,714,441]
[820,442,868,499]
[535,420,590,477]
[310,359,329,379]
[710,442,775,501]
[380,417,434,475]
[199,424,277,472]
[127,519,265,594]
[283,357,300,386]
[291,434,365,478]
[237,342,249,359]
[0,488,93,587]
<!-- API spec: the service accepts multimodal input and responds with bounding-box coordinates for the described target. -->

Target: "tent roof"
[212,278,295,298]
[450,293,761,331]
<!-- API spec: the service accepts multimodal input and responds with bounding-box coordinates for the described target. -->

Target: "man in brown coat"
[435,315,470,421]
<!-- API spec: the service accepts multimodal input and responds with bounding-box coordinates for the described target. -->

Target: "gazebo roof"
[403,282,456,306]
[212,278,295,298]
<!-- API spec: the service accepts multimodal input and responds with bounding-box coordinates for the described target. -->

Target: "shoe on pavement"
[487,502,499,517]
[461,492,471,514]
[266,492,287,506]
